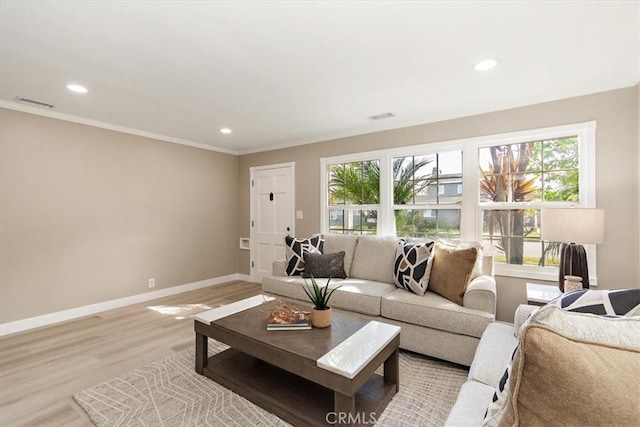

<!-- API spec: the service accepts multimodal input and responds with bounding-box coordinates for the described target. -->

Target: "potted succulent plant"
[302,276,341,328]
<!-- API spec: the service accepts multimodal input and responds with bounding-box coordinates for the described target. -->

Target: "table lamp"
[541,208,605,292]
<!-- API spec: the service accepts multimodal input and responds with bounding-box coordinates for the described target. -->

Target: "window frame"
[320,121,597,284]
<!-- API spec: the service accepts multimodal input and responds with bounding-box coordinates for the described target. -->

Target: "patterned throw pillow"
[285,235,324,276]
[303,251,346,279]
[483,348,517,423]
[552,288,640,316]
[393,240,435,295]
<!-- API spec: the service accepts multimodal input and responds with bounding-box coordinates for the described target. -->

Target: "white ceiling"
[1,1,638,155]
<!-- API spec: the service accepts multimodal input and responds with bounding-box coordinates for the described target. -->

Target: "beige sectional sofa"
[445,306,532,426]
[262,233,497,366]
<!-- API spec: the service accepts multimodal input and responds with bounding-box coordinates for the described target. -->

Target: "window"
[392,152,462,239]
[479,137,579,267]
[320,122,596,283]
[327,160,380,234]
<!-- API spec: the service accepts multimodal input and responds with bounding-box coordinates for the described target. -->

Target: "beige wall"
[3,86,637,325]
[0,109,240,323]
[239,86,639,322]
[637,83,640,283]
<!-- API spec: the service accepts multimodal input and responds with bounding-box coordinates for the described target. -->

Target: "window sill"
[494,264,598,287]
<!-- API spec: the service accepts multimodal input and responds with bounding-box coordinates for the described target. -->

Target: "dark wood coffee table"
[194,295,400,427]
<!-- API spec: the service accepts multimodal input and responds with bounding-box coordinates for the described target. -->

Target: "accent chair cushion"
[303,251,347,279]
[285,235,324,276]
[483,303,640,426]
[428,242,478,305]
[392,240,435,295]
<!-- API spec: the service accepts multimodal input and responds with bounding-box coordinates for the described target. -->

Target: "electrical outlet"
[148,278,155,288]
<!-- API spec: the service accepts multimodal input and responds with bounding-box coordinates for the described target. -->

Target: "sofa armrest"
[463,275,497,315]
[272,259,286,276]
[482,254,494,276]
[513,304,539,338]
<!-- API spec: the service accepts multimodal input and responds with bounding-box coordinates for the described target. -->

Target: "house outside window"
[320,121,596,283]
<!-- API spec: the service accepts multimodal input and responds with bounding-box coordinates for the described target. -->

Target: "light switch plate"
[296,210,303,219]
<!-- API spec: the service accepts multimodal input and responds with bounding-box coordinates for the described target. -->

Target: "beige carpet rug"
[73,339,467,426]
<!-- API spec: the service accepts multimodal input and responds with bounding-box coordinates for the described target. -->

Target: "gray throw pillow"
[303,251,346,279]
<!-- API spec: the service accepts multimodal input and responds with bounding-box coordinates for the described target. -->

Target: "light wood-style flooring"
[0,280,262,426]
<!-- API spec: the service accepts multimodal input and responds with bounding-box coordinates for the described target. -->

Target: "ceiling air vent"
[367,112,395,121]
[15,96,54,109]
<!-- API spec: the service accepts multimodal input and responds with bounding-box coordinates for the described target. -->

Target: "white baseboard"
[0,273,256,337]
[236,273,251,282]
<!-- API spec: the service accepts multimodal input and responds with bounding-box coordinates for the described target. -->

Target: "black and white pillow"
[552,289,640,316]
[285,235,324,276]
[392,240,435,295]
[483,347,517,424]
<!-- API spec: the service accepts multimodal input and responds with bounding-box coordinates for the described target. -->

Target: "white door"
[250,163,295,282]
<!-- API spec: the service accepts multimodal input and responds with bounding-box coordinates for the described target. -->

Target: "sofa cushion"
[428,242,478,305]
[323,233,359,277]
[262,276,396,316]
[381,289,494,338]
[483,304,640,426]
[285,235,324,276]
[303,251,346,279]
[392,240,435,295]
[444,381,496,427]
[468,322,518,387]
[349,235,400,284]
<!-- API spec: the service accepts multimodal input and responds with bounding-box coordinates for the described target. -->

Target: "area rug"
[74,340,467,426]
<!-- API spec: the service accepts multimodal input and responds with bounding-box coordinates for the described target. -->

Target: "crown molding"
[0,100,239,156]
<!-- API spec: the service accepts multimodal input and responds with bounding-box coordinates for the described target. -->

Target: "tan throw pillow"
[428,242,478,305]
[437,239,484,279]
[504,326,640,426]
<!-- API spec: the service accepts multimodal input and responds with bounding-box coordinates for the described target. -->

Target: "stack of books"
[266,310,311,330]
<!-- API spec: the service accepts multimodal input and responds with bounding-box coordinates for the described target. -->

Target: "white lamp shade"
[541,208,605,244]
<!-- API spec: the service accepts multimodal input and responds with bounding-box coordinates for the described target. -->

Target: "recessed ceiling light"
[219,128,232,134]
[66,83,88,93]
[474,58,499,71]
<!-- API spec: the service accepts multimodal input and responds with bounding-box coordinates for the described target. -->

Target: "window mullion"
[378,153,393,235]
[320,158,328,234]
[462,143,478,241]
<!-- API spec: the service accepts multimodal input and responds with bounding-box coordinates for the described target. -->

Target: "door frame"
[249,161,295,282]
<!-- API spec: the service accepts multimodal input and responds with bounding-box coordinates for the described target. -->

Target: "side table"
[526,282,561,306]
